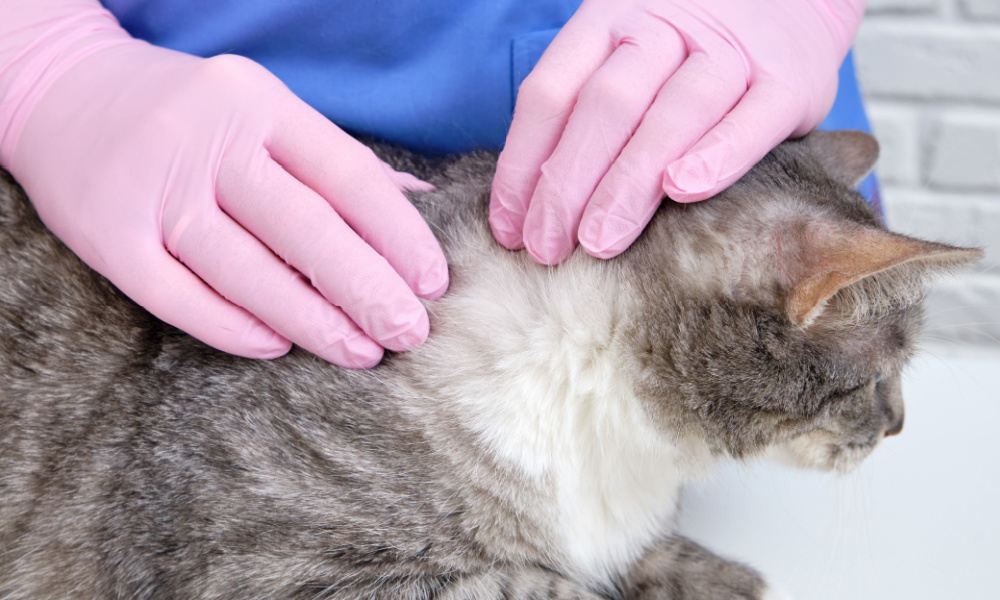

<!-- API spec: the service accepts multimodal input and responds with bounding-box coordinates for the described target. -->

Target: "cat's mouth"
[768,429,879,473]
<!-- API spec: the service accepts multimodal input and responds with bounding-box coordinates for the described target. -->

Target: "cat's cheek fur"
[770,430,877,473]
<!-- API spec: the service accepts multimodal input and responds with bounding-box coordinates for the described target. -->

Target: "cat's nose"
[884,412,904,437]
[877,374,905,438]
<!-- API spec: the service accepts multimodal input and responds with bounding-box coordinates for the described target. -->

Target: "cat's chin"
[766,431,877,474]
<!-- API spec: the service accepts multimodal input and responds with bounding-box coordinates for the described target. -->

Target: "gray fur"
[0,133,978,599]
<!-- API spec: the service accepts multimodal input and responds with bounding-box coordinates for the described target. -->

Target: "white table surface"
[678,351,1000,600]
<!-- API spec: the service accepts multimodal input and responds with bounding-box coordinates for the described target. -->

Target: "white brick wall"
[855,0,1000,353]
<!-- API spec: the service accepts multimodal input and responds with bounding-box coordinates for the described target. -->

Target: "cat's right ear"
[781,222,982,326]
[804,131,880,187]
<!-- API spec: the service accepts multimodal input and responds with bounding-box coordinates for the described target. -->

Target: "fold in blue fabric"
[101,0,879,209]
[819,52,882,212]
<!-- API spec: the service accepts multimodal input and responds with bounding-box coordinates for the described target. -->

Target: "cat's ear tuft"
[783,223,982,326]
[804,130,880,187]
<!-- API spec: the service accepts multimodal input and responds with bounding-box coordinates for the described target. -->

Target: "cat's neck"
[398,247,714,583]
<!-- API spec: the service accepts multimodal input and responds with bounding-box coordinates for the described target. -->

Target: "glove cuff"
[811,0,867,49]
[0,4,134,167]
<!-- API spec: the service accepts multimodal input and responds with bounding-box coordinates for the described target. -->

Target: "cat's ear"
[783,222,982,326]
[804,131,880,187]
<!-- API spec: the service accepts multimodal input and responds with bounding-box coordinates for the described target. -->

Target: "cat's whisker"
[923,303,997,317]
[926,331,1000,349]
[924,322,1000,329]
[920,326,1000,345]
[908,347,976,397]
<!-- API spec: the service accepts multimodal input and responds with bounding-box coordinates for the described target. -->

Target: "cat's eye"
[827,380,872,402]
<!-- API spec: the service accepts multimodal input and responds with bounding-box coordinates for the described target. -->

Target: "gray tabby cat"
[0,131,980,599]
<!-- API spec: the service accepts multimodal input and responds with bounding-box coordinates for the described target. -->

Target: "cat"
[0,131,981,599]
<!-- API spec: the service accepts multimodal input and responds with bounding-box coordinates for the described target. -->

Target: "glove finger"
[169,206,387,367]
[381,162,436,193]
[489,12,615,250]
[521,22,686,265]
[579,49,748,259]
[129,246,291,360]
[662,79,805,203]
[216,156,429,353]
[269,101,448,300]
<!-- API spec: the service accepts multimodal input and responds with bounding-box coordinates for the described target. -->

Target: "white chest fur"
[415,250,713,583]
[470,335,705,581]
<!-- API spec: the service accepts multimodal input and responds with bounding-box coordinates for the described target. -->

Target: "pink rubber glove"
[0,0,448,368]
[490,0,865,264]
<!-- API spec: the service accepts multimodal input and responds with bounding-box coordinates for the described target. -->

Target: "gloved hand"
[0,0,448,368]
[490,0,865,264]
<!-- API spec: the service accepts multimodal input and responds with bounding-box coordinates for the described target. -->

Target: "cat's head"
[624,131,981,472]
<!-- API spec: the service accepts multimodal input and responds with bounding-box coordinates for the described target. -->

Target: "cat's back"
[0,162,482,598]
[0,168,151,482]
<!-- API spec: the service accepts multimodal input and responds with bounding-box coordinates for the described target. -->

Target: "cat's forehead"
[746,144,880,226]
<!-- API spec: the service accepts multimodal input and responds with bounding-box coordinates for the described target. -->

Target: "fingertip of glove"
[523,233,571,266]
[579,236,625,260]
[378,306,430,353]
[489,188,528,250]
[397,172,437,193]
[489,215,526,251]
[334,336,385,369]
[578,211,639,260]
[241,321,293,359]
[415,259,450,299]
[663,153,720,202]
[663,188,713,204]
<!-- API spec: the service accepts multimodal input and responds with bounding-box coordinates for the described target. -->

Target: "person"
[0,0,873,369]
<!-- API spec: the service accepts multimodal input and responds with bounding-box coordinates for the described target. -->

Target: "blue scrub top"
[100,0,879,208]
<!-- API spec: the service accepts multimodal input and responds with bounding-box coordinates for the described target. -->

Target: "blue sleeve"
[817,51,882,215]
